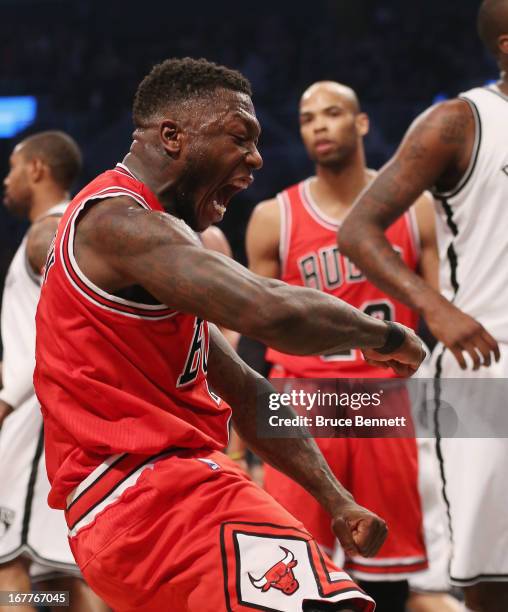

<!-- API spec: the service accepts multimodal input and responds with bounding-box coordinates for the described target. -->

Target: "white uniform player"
[0,202,79,581]
[428,84,508,587]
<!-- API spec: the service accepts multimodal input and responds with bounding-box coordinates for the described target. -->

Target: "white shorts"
[0,395,79,578]
[427,343,508,587]
[408,438,452,593]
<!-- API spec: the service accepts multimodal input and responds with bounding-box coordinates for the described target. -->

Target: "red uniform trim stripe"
[345,559,429,574]
[65,452,164,530]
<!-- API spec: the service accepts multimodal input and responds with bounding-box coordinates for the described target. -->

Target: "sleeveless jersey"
[34,164,231,509]
[433,85,508,343]
[0,202,67,410]
[265,178,420,377]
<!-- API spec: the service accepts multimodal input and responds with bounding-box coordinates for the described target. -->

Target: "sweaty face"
[3,147,32,217]
[299,87,362,168]
[174,90,262,232]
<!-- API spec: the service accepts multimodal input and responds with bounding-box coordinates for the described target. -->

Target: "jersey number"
[177,318,208,386]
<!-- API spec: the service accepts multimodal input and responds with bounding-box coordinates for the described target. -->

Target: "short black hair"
[478,0,508,56]
[133,57,252,127]
[20,131,82,190]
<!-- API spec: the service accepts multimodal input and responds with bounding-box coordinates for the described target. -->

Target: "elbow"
[337,223,354,257]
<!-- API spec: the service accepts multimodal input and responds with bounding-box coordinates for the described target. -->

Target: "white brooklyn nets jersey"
[433,85,508,343]
[0,201,77,577]
[0,203,67,408]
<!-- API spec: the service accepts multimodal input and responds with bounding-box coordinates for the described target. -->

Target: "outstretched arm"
[207,325,387,557]
[339,100,499,369]
[75,198,424,371]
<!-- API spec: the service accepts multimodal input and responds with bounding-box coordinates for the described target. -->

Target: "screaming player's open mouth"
[209,177,253,221]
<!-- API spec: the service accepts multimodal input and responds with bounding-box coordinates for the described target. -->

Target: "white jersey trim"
[433,97,481,199]
[60,189,177,320]
[300,178,341,231]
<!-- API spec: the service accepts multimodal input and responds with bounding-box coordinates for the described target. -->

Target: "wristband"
[375,322,406,354]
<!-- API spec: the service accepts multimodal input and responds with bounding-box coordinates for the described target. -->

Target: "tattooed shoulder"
[436,99,474,145]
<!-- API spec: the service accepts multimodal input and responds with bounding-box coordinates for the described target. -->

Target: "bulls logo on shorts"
[249,546,300,596]
[221,521,366,612]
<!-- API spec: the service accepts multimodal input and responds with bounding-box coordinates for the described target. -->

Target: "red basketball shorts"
[65,449,375,611]
[264,371,427,580]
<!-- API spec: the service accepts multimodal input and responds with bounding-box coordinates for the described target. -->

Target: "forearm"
[138,239,391,355]
[208,327,354,514]
[339,210,441,315]
[260,282,391,355]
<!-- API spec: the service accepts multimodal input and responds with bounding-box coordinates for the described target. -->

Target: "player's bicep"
[85,198,284,333]
[352,100,473,229]
[246,199,280,278]
[26,216,61,276]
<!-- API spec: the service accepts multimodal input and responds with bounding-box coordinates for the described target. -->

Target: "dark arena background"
[0,0,496,279]
[0,1,504,611]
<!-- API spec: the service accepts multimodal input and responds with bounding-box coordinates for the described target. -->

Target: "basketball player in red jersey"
[34,58,425,612]
[239,81,457,612]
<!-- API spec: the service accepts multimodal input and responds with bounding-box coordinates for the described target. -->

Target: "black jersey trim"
[433,97,482,200]
[451,573,508,585]
[446,243,459,295]
[433,348,454,580]
[21,425,45,545]
[435,196,460,297]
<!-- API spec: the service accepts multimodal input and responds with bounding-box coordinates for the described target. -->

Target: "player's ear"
[160,120,182,159]
[356,112,369,137]
[498,34,508,56]
[29,157,46,184]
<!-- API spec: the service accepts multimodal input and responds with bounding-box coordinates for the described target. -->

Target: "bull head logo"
[249,546,299,596]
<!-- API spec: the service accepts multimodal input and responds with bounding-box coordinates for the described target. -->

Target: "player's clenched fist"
[332,501,388,558]
[363,322,426,377]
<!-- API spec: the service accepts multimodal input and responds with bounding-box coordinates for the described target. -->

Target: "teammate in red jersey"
[234,81,458,612]
[34,58,425,612]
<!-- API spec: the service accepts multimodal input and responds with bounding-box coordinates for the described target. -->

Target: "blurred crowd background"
[0,0,497,280]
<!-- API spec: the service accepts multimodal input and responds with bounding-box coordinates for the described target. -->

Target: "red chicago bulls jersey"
[266,178,420,378]
[34,163,231,509]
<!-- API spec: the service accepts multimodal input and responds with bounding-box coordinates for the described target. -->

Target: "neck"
[312,148,370,214]
[498,68,508,95]
[122,136,177,211]
[30,185,68,223]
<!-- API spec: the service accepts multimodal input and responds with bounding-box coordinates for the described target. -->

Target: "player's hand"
[332,501,388,558]
[0,399,13,430]
[362,323,426,377]
[424,299,500,370]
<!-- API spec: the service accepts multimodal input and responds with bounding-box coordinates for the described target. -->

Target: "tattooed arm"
[73,198,424,371]
[207,324,387,557]
[339,99,499,369]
